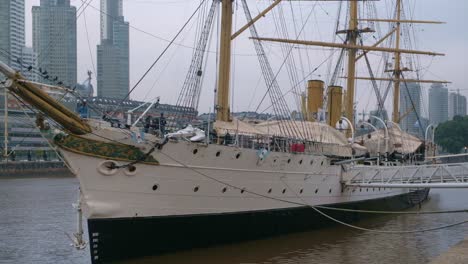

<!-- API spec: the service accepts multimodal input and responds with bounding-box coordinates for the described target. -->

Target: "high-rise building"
[399,83,422,135]
[448,92,467,120]
[32,0,77,87]
[20,47,38,82]
[0,0,25,71]
[429,83,448,125]
[97,0,129,99]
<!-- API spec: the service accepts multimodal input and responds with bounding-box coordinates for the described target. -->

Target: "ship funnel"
[0,61,91,135]
[327,85,343,127]
[306,80,324,121]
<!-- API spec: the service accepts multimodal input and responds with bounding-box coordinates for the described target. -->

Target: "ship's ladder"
[346,162,468,188]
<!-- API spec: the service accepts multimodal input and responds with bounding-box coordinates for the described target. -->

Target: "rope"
[158,150,468,234]
[313,205,468,215]
[110,0,207,116]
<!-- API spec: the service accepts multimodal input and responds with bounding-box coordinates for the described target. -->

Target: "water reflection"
[0,177,466,264]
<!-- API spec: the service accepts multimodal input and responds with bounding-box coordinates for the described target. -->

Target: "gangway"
[346,162,468,188]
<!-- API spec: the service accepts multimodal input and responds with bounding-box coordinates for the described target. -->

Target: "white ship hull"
[58,138,429,263]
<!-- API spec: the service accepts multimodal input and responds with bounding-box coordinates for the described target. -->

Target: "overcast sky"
[25,0,468,118]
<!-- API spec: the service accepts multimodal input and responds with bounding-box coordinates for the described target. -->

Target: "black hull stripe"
[88,189,429,263]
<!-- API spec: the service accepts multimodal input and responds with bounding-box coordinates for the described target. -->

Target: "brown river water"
[0,176,467,264]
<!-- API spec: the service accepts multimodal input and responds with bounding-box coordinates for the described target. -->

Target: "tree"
[434,116,468,153]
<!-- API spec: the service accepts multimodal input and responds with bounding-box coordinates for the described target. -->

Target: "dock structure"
[430,237,468,264]
[346,162,468,189]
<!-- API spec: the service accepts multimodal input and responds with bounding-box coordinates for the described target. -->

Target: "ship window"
[193,149,198,155]
[287,159,291,164]
[222,187,227,193]
[268,188,272,194]
[282,189,286,194]
[329,189,332,193]
[194,186,199,192]
[236,153,241,159]
[152,184,159,191]
[216,151,221,157]
[315,189,318,194]
[273,159,277,163]
[299,189,303,194]
[299,160,303,165]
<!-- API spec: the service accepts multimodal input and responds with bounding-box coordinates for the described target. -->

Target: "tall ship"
[0,0,454,263]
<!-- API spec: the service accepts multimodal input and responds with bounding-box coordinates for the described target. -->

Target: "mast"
[216,0,233,122]
[392,0,402,122]
[345,0,358,133]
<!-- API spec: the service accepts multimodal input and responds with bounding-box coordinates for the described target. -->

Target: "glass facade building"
[97,0,129,99]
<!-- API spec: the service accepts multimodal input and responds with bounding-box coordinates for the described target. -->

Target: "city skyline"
[17,0,468,115]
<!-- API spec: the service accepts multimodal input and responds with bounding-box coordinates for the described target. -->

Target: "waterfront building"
[448,92,467,120]
[429,83,448,125]
[32,0,77,87]
[0,0,25,71]
[97,0,129,99]
[0,107,59,162]
[399,83,422,136]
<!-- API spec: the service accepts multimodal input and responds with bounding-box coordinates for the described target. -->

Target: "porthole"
[236,153,241,159]
[287,159,291,164]
[124,164,137,176]
[299,160,303,165]
[315,189,318,194]
[193,149,198,155]
[97,160,119,176]
[268,188,272,194]
[222,187,227,193]
[216,151,221,157]
[273,159,277,163]
[194,186,199,192]
[152,184,159,191]
[299,189,303,194]
[282,189,286,194]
